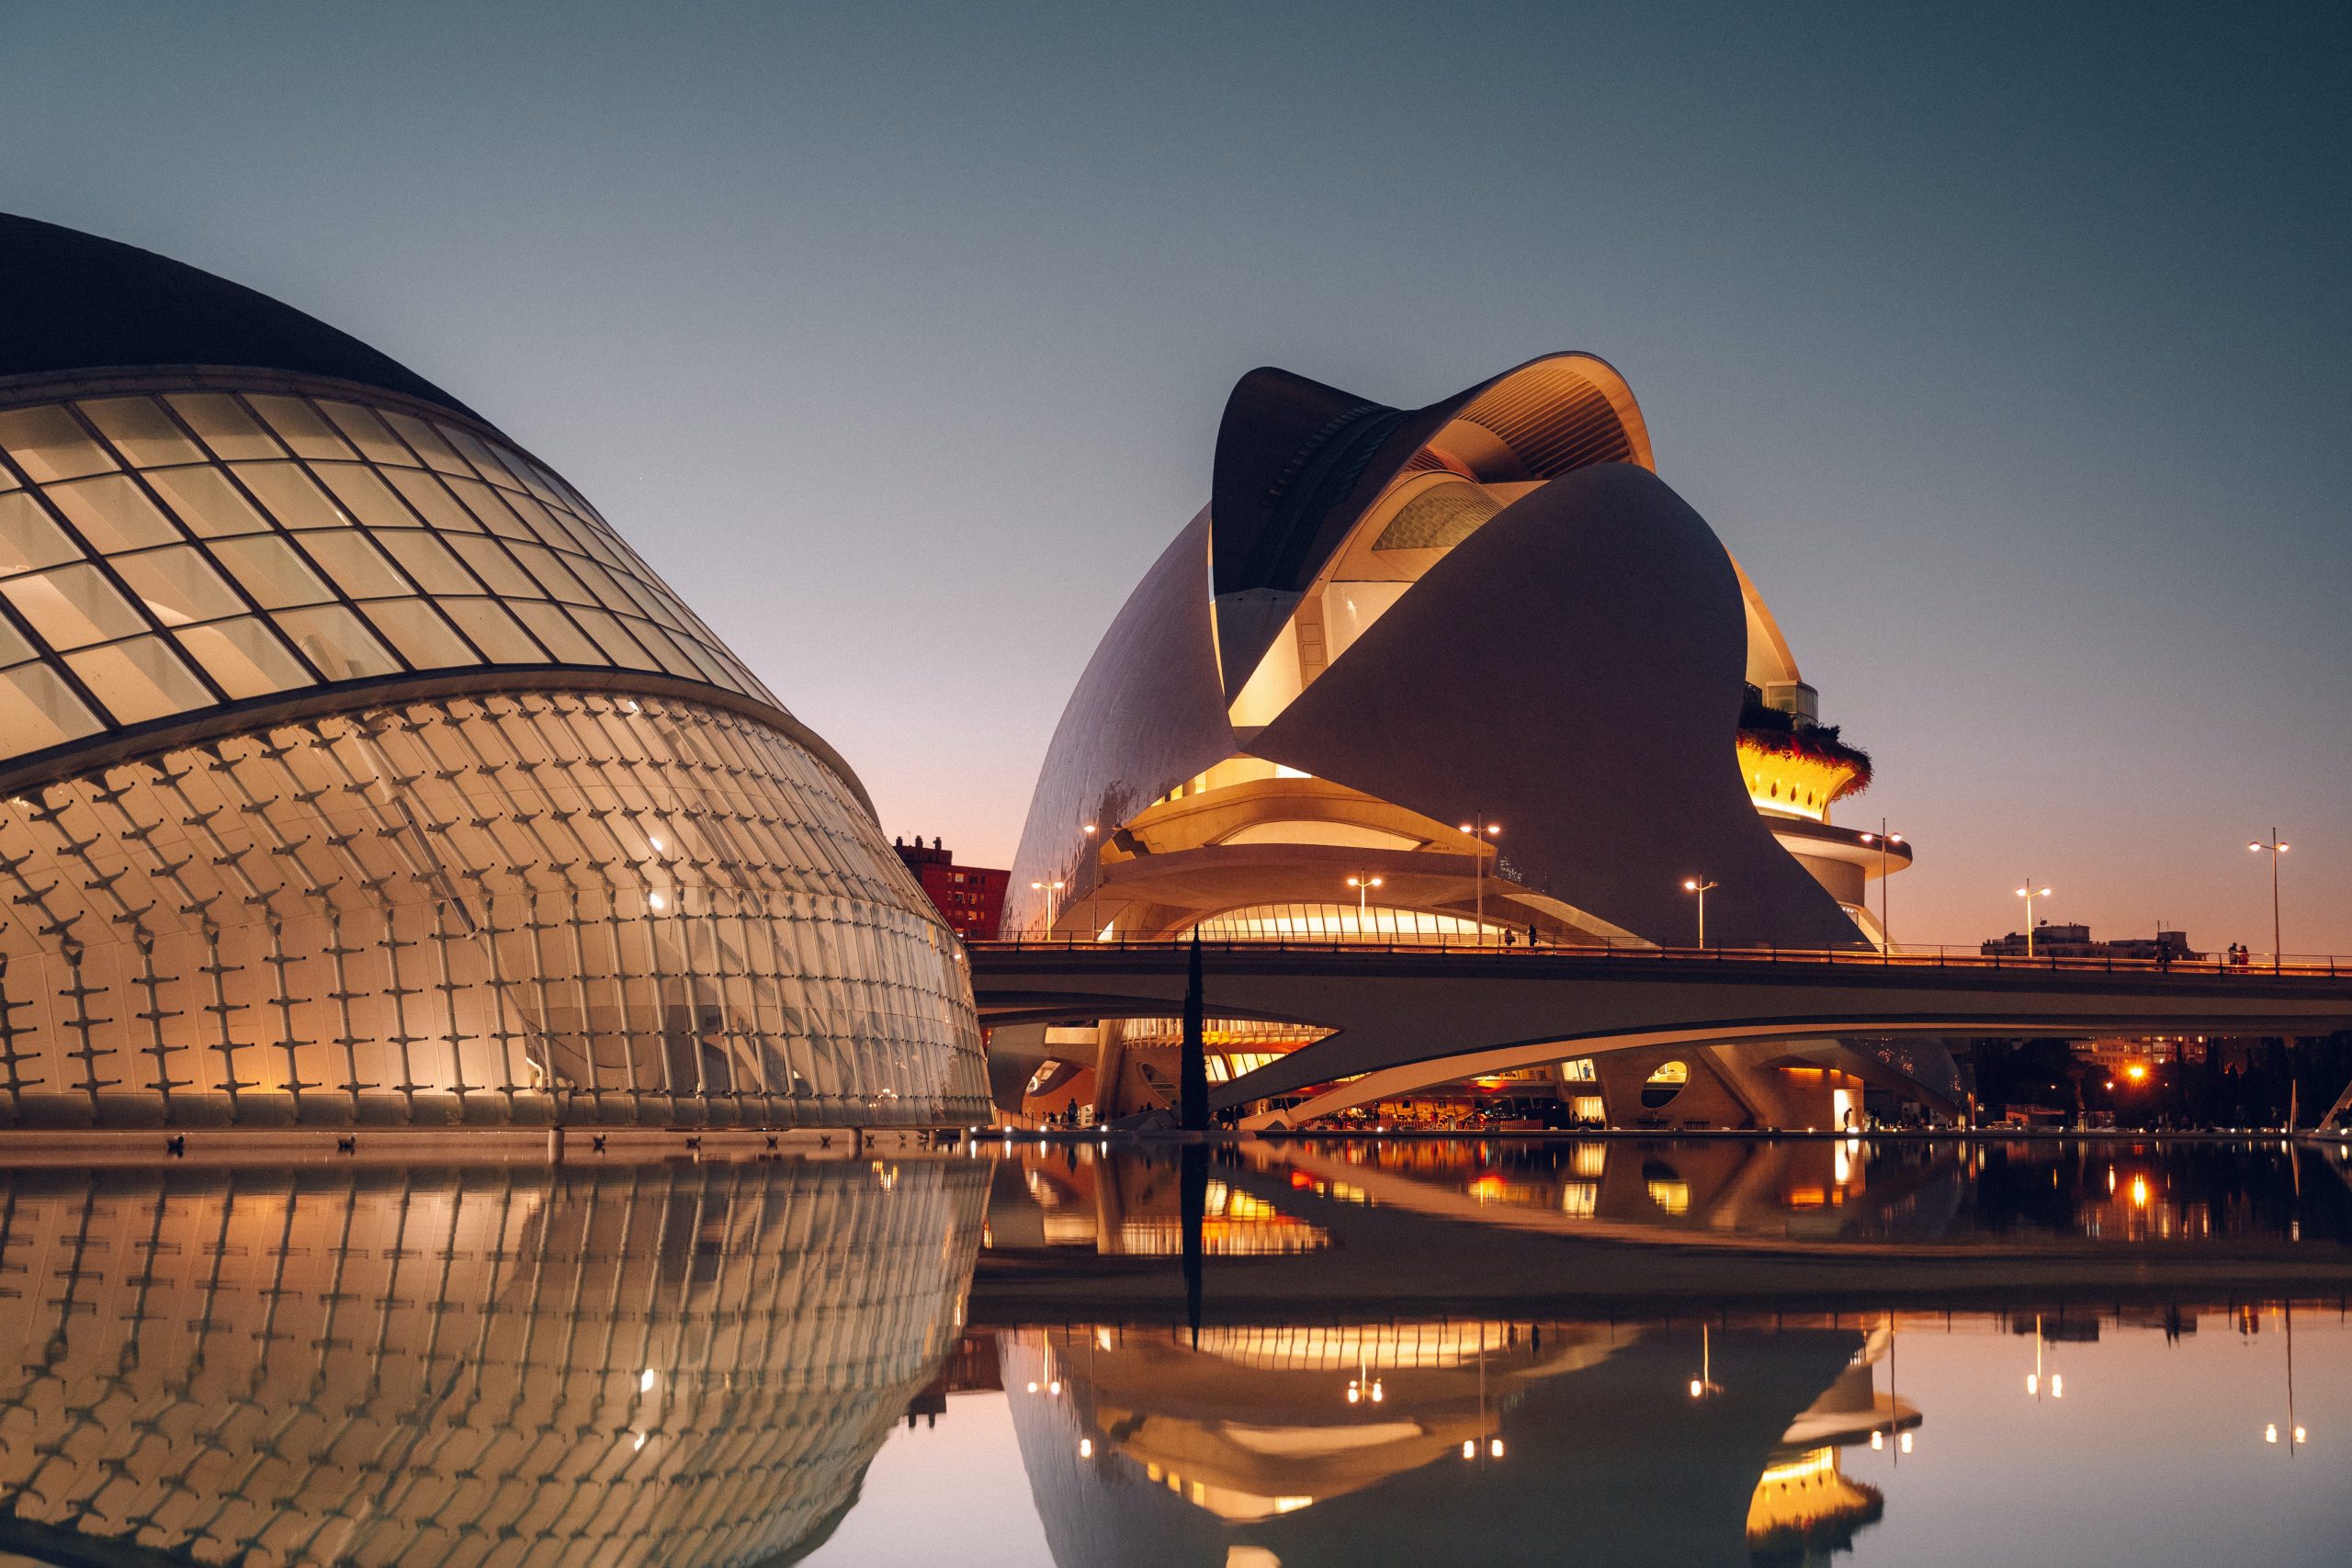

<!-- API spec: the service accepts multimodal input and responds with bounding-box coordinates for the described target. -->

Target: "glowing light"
[2051,1374,2064,1398]
[1462,1440,1476,1460]
[648,836,664,852]
[2130,1176,2150,1209]
[1048,1380,1062,1396]
[648,893,666,909]
[2267,1424,2278,1443]
[1488,1438,1505,1458]
[1026,1382,1039,1393]
[632,1431,647,1451]
[1690,1379,1705,1398]
[2026,1373,2039,1395]
[1079,1438,1094,1458]
[1870,1431,1884,1450]
[1898,1431,1914,1454]
[2124,1062,2149,1083]
[639,1369,657,1393]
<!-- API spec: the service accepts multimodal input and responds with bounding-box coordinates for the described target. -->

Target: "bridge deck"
[968,939,2352,1117]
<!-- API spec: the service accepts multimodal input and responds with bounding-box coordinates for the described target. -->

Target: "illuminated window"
[1640,1060,1689,1109]
[1558,1057,1597,1082]
[0,388,781,765]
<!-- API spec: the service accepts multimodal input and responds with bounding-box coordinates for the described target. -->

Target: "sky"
[6,1,2346,952]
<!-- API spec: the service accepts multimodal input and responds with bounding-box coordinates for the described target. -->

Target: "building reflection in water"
[1001,1315,1917,1568]
[991,1134,2352,1253]
[976,1134,2352,1568]
[0,1159,986,1567]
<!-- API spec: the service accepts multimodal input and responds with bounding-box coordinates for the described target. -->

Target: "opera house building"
[1005,355,1928,1125]
[0,215,987,1132]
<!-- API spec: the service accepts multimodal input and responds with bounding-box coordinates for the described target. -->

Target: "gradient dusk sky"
[8,2,2346,952]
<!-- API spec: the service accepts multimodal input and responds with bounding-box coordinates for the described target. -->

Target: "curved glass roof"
[0,383,778,767]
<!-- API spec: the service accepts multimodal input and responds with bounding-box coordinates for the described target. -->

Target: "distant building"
[1982,925,2200,963]
[896,836,1008,942]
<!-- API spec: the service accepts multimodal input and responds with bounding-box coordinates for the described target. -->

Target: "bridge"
[968,940,2352,1126]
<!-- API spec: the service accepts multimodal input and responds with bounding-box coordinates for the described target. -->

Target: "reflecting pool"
[0,1137,2346,1566]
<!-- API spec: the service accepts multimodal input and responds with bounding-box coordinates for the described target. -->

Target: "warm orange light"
[2123,1062,2149,1083]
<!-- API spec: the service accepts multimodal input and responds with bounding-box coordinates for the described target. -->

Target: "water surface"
[0,1137,2344,1566]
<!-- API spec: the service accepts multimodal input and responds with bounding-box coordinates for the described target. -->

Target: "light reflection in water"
[0,1160,985,1567]
[0,1139,2343,1568]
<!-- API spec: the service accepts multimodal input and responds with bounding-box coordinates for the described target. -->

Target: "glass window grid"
[0,387,780,761]
[0,692,985,1127]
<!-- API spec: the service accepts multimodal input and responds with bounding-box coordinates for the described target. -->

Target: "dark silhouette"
[1180,931,1209,1130]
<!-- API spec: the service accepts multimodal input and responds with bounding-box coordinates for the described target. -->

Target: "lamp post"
[1682,878,1719,949]
[1076,822,1099,937]
[2247,830,2289,971]
[1457,815,1501,944]
[1030,878,1064,938]
[1345,874,1384,936]
[2015,883,2052,956]
[1858,820,1903,949]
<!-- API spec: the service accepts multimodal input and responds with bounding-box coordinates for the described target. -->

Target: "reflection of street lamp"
[2247,831,2290,970]
[1689,1322,1722,1399]
[1858,820,1904,948]
[1346,874,1385,932]
[2262,1303,2306,1455]
[2023,1313,2064,1401]
[2015,884,2052,955]
[1458,815,1501,944]
[1682,879,1719,949]
[1030,878,1065,937]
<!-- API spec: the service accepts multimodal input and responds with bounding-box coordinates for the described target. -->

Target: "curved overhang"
[0,212,480,419]
[0,663,877,821]
[1767,818,1917,878]
[1208,352,1653,695]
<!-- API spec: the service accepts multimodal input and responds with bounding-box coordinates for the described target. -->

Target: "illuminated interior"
[0,388,771,761]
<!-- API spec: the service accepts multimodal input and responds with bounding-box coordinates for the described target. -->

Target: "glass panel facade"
[62,634,212,723]
[0,404,118,482]
[174,616,311,699]
[0,690,988,1128]
[0,383,781,763]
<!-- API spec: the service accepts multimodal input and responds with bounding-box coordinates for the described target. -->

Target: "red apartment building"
[894,836,1009,942]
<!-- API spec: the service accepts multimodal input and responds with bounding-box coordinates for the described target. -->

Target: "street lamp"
[1458,815,1501,944]
[1077,823,1099,937]
[1857,820,1904,950]
[1029,878,1065,938]
[1682,878,1718,949]
[2248,830,2289,971]
[1346,874,1385,935]
[2015,884,2052,956]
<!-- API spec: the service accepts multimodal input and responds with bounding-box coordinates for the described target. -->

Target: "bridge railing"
[966,935,2347,978]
